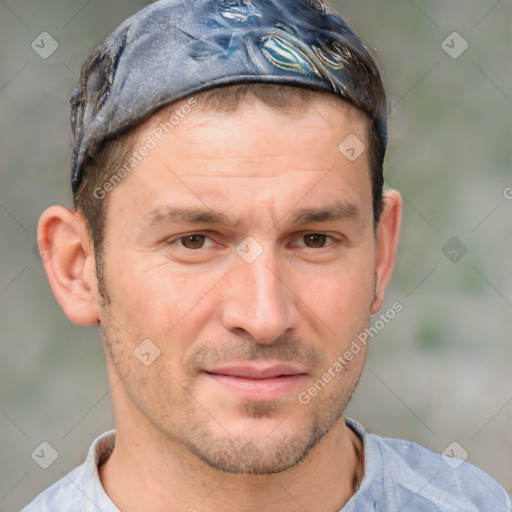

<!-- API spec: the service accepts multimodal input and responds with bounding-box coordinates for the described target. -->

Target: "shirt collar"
[344,418,384,509]
[77,429,119,512]
[76,419,380,511]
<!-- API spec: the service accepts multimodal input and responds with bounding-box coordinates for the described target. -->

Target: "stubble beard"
[98,274,367,476]
[180,392,354,475]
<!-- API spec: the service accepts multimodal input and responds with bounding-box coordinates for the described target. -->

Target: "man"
[22,0,509,510]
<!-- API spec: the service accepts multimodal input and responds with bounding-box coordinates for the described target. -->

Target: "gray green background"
[0,0,511,509]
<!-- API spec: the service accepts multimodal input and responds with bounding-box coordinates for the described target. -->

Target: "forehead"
[136,91,370,165]
[105,93,373,228]
[143,88,368,137]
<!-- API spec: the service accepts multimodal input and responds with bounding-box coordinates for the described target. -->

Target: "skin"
[38,95,401,512]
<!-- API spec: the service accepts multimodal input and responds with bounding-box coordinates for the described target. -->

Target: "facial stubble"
[97,254,369,476]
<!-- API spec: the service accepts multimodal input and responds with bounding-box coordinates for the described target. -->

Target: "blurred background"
[0,0,510,509]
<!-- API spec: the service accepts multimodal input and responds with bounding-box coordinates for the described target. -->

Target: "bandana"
[70,0,387,193]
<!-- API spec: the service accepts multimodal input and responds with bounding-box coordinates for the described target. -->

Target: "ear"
[37,206,102,325]
[371,189,402,314]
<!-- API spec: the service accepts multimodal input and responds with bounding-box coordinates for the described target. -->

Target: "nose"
[219,244,300,344]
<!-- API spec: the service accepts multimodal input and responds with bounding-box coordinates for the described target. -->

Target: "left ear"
[371,189,402,314]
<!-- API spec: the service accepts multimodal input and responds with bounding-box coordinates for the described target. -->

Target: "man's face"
[98,96,377,474]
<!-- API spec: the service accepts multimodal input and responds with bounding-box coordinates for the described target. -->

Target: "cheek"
[297,253,375,320]
[100,264,215,400]
[288,251,375,368]
[105,260,221,346]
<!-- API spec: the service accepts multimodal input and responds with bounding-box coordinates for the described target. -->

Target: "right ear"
[37,206,102,325]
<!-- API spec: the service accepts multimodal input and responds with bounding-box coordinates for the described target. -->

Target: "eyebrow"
[140,201,360,228]
[289,201,359,225]
[141,206,230,227]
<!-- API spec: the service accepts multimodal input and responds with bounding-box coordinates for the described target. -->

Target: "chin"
[181,405,341,475]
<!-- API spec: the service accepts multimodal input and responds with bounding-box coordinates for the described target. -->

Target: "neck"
[99,413,364,512]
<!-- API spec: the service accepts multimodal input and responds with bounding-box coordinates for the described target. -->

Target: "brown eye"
[303,234,328,248]
[180,234,206,249]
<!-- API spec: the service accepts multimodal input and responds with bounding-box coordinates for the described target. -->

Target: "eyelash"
[167,233,341,250]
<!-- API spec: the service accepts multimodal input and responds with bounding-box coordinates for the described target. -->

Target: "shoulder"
[374,434,511,510]
[19,464,85,511]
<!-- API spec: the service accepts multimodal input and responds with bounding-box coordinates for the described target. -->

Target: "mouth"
[202,362,307,402]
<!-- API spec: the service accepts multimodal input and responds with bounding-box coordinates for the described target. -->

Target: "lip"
[206,363,306,379]
[203,362,307,402]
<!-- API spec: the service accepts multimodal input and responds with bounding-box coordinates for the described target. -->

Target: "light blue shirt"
[21,419,510,511]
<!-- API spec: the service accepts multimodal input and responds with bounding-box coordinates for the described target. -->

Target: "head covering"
[70,0,387,193]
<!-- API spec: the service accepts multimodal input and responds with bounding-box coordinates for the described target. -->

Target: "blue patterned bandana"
[70,0,387,194]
